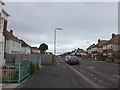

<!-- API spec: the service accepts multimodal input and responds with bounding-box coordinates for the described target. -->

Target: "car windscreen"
[70,56,78,59]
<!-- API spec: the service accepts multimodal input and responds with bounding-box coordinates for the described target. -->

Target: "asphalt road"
[17,56,119,88]
[72,59,119,88]
[17,60,93,88]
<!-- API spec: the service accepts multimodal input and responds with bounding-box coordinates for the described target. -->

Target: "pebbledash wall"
[5,54,53,65]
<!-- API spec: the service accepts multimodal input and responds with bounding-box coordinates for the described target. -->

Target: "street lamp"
[87,42,91,46]
[54,27,62,56]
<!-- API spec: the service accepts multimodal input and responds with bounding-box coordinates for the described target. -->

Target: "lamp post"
[54,27,62,56]
[87,42,91,46]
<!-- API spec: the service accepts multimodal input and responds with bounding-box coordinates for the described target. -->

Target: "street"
[72,59,119,88]
[18,59,92,88]
[17,57,119,88]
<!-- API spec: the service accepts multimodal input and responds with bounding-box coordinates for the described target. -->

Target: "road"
[17,56,119,88]
[72,59,119,88]
[18,60,93,88]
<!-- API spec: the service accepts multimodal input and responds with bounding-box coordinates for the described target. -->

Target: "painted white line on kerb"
[65,63,100,88]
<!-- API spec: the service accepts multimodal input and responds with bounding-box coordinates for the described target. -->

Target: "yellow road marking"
[65,63,100,88]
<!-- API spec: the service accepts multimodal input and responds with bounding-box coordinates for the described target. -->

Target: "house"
[103,33,120,58]
[70,50,76,56]
[46,52,53,55]
[3,30,23,54]
[0,0,9,65]
[91,39,108,58]
[20,40,31,54]
[75,48,86,56]
[31,47,40,54]
[86,44,95,58]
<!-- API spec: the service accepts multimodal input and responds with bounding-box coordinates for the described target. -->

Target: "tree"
[39,43,48,54]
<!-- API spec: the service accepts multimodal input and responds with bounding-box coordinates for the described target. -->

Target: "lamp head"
[55,27,62,30]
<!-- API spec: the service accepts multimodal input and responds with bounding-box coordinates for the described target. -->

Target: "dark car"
[65,56,80,65]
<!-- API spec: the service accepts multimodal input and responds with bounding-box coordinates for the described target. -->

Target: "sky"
[3,1,118,54]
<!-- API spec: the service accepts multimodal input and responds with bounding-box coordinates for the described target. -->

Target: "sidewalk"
[1,66,43,89]
[2,83,20,88]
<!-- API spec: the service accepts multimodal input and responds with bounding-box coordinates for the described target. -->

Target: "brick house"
[91,39,108,60]
[103,33,120,60]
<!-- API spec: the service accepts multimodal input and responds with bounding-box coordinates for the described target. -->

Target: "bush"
[13,69,19,80]
[30,62,36,75]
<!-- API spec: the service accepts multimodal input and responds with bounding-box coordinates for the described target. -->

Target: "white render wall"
[5,39,23,54]
[0,1,5,66]
[0,32,5,65]
[21,47,31,54]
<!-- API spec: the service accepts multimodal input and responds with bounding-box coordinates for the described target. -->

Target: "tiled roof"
[107,34,120,45]
[3,30,22,43]
[87,44,95,50]
[95,40,109,48]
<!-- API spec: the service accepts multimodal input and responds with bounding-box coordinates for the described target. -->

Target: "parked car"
[65,56,80,65]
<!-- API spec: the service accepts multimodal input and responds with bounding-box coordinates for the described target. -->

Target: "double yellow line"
[65,63,100,88]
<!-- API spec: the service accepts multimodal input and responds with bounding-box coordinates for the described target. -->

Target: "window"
[111,46,112,49]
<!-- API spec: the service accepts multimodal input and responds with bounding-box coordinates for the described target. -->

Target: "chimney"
[10,30,13,34]
[112,33,115,38]
[98,39,100,43]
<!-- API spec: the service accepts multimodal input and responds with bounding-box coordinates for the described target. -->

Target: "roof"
[87,44,96,50]
[31,47,40,50]
[0,1,5,5]
[3,30,22,43]
[76,49,85,53]
[107,34,120,45]
[20,40,31,47]
[2,9,10,16]
[95,40,109,48]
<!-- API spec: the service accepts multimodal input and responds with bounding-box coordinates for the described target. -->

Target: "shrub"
[30,62,36,75]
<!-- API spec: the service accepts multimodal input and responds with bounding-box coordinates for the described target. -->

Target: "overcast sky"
[4,2,118,54]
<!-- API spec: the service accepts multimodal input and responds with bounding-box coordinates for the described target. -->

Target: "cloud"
[4,2,118,54]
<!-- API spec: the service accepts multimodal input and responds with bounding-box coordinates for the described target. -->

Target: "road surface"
[17,56,119,88]
[18,60,93,88]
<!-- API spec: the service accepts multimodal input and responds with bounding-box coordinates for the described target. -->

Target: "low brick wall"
[5,54,53,65]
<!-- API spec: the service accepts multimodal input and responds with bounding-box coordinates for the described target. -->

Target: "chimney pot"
[98,39,100,43]
[112,33,115,38]
[10,30,13,34]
